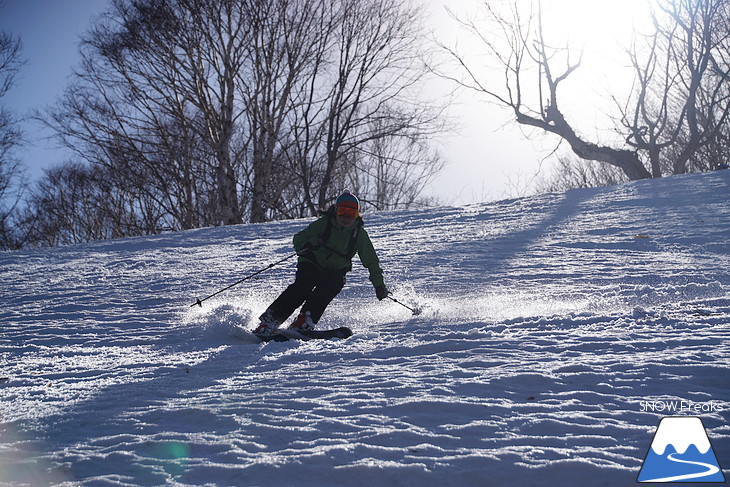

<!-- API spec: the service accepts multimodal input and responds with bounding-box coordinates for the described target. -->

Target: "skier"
[254,191,388,334]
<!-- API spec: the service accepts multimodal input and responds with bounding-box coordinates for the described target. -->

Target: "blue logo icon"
[638,416,725,483]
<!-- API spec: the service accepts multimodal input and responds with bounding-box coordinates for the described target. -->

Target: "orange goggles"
[336,205,359,219]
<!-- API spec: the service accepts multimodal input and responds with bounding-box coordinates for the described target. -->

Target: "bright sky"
[1,0,651,206]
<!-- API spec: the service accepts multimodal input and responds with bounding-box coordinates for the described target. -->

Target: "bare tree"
[439,0,730,182]
[349,114,446,210]
[622,0,730,176]
[36,0,446,243]
[286,0,447,214]
[240,0,446,219]
[178,0,248,225]
[21,160,169,247]
[43,0,248,227]
[240,0,333,223]
[535,156,628,193]
[0,31,26,249]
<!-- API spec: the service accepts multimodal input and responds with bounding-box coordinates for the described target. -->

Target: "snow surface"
[1,171,729,486]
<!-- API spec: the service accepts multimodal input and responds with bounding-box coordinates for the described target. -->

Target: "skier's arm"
[293,217,327,252]
[357,229,384,288]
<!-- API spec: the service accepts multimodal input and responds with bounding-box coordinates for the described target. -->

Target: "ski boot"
[254,310,279,335]
[289,311,315,331]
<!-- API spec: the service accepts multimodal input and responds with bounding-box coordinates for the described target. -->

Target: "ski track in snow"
[1,172,729,486]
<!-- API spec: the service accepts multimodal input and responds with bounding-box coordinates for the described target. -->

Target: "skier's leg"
[301,269,347,323]
[261,262,320,324]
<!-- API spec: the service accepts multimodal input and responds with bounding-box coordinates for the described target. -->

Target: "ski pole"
[386,295,423,316]
[190,250,302,308]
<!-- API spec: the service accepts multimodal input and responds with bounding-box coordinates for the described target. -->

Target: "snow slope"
[1,171,729,486]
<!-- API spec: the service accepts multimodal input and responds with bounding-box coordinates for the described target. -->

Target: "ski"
[254,326,352,343]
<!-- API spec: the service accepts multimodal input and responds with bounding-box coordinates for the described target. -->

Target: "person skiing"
[254,191,388,334]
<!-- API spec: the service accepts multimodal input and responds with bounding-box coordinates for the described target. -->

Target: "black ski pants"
[265,261,347,325]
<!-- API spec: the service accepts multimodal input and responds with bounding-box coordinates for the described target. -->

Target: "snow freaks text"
[639,400,725,413]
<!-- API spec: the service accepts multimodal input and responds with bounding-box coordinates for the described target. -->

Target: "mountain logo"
[638,416,725,483]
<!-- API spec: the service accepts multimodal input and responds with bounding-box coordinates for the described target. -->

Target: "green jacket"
[293,213,384,288]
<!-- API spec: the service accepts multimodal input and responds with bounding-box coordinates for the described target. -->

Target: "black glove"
[304,238,323,251]
[375,285,389,301]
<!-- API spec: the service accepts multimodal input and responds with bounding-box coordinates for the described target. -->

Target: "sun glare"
[536,0,655,135]
[542,0,653,75]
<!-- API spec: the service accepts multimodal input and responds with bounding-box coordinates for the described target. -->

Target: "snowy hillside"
[1,171,729,486]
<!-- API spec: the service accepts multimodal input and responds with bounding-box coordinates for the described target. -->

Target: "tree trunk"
[516,108,651,180]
